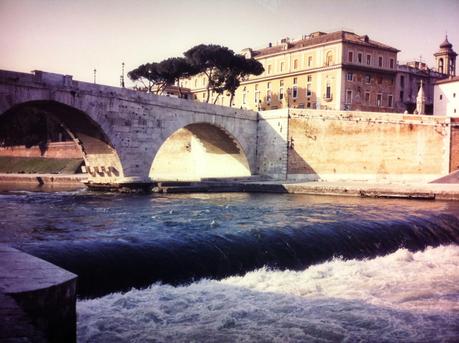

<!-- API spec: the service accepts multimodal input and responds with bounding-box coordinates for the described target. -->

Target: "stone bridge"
[0,70,285,186]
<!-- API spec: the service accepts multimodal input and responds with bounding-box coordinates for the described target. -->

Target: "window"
[202,93,205,99]
[326,51,333,66]
[308,56,313,67]
[390,58,394,69]
[294,59,298,69]
[365,92,370,104]
[242,87,247,105]
[365,74,371,83]
[267,82,271,102]
[348,51,353,62]
[254,84,259,104]
[279,80,284,100]
[293,77,297,85]
[307,83,312,96]
[347,72,353,81]
[377,76,383,85]
[346,90,352,104]
[377,94,382,107]
[439,58,444,73]
[325,82,331,99]
[202,77,206,86]
[388,95,393,107]
[292,86,298,99]
[358,53,363,63]
[366,54,371,65]
[378,56,383,67]
[268,65,272,74]
[307,75,312,82]
[194,79,197,87]
[280,62,284,72]
[439,94,443,100]
[400,91,404,101]
[400,75,405,88]
[454,93,456,98]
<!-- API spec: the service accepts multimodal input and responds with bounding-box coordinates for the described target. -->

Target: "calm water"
[1,188,459,342]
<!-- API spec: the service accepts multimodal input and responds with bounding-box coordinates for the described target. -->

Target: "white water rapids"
[77,245,459,342]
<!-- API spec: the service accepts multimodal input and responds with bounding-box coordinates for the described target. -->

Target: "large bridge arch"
[0,99,124,184]
[150,122,252,181]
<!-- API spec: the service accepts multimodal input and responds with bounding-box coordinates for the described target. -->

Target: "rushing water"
[1,188,459,342]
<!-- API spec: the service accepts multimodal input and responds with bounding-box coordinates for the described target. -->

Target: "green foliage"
[129,43,264,103]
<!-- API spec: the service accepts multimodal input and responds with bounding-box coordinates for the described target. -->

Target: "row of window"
[265,54,319,75]
[345,90,393,107]
[346,72,394,85]
[347,51,395,69]
[242,77,332,105]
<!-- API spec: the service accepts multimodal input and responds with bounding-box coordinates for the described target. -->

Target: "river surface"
[1,188,458,342]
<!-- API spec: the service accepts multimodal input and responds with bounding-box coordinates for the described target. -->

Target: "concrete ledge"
[0,173,87,186]
[0,245,77,342]
[146,180,459,201]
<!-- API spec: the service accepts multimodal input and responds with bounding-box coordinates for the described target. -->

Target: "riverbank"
[150,179,459,201]
[1,172,458,200]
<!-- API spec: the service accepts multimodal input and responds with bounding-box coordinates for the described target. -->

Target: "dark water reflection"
[1,189,459,244]
[1,188,459,297]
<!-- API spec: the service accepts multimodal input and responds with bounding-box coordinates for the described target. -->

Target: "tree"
[213,55,264,105]
[184,44,235,102]
[129,43,264,104]
[157,57,198,97]
[127,63,164,93]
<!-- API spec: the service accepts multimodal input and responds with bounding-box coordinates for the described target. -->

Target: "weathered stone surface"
[0,245,77,343]
[0,70,259,185]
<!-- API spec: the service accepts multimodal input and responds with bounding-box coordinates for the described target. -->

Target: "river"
[1,188,458,342]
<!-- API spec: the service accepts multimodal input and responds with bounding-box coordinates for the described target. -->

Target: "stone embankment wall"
[0,141,82,158]
[0,245,77,342]
[450,118,459,172]
[285,109,453,182]
[256,109,289,180]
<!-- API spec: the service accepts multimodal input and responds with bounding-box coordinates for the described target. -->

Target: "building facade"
[185,32,456,115]
[395,61,444,114]
[185,31,400,112]
[434,76,459,116]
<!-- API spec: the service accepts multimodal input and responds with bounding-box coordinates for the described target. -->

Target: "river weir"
[1,190,458,342]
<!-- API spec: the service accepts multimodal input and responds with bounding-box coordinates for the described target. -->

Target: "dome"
[440,36,453,49]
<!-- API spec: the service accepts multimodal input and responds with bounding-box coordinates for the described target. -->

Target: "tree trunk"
[229,93,234,107]
[177,78,183,98]
[205,70,212,103]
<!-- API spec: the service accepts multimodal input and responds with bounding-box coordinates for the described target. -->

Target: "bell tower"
[434,35,457,76]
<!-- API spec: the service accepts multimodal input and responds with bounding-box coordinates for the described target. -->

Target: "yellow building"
[185,31,400,112]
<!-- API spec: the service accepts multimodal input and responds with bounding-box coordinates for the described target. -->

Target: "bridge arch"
[150,122,252,181]
[0,100,124,183]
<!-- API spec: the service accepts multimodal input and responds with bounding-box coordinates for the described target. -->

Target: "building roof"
[252,31,399,58]
[435,76,459,85]
[440,35,453,49]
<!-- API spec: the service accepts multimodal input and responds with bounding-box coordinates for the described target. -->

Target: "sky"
[1,0,458,87]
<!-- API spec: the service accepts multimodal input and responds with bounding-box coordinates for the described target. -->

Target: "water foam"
[77,245,459,342]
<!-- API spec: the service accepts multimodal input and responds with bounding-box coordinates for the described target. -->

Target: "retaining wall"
[284,109,454,182]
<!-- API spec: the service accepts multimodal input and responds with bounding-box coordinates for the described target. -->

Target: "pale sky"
[1,0,458,87]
